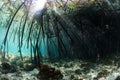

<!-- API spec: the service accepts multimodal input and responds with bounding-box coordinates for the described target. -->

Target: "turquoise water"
[0,27,30,56]
[0,27,59,58]
[0,0,69,59]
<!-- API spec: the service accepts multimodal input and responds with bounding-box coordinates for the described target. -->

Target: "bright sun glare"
[30,0,47,15]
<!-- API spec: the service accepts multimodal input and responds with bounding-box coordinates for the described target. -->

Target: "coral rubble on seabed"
[0,53,120,80]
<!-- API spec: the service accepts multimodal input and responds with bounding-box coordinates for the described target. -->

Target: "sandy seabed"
[0,54,120,80]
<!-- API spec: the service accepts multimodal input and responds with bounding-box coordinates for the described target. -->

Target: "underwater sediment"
[0,54,120,80]
[0,0,120,80]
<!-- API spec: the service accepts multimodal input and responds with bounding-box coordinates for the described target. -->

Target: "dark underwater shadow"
[1,0,120,64]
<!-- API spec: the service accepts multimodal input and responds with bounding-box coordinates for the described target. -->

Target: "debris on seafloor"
[37,64,63,80]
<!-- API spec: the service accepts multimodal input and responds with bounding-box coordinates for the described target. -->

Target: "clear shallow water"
[0,27,58,57]
[0,27,30,56]
[0,0,120,80]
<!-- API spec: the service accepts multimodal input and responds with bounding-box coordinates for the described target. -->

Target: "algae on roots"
[1,0,120,63]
